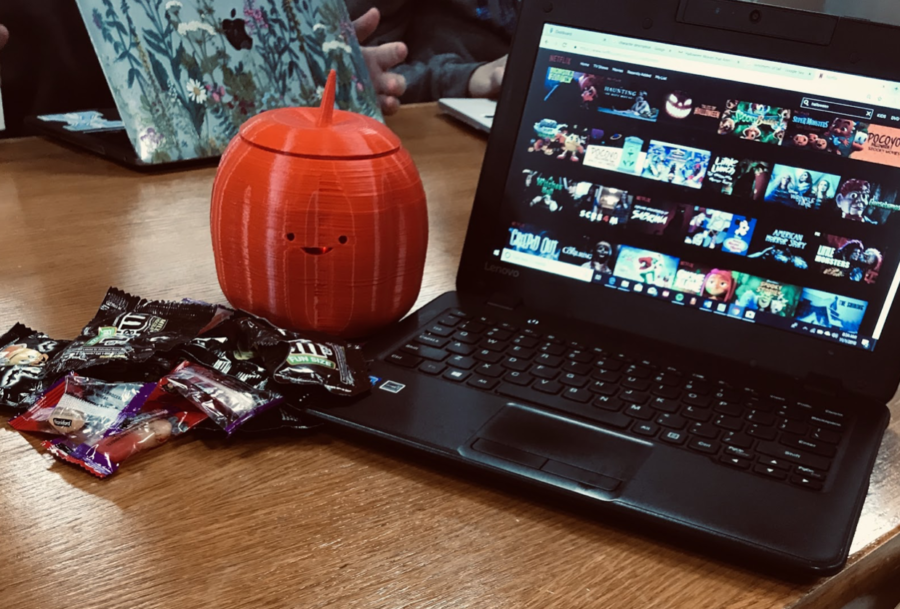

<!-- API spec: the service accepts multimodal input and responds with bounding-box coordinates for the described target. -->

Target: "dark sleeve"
[395,56,484,102]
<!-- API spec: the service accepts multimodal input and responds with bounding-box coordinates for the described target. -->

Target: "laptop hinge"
[487,292,522,311]
[802,373,844,398]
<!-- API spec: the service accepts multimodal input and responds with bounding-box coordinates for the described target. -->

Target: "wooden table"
[1,104,898,609]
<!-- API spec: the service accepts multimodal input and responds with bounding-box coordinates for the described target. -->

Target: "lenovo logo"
[484,263,520,278]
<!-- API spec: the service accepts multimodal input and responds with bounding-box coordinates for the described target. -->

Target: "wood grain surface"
[0,104,898,609]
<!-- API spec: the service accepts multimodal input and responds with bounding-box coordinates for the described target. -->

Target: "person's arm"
[0,24,8,51]
[353,8,407,115]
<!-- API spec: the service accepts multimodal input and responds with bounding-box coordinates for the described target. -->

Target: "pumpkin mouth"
[302,247,333,256]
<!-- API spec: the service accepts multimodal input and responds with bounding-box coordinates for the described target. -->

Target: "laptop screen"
[492,23,900,353]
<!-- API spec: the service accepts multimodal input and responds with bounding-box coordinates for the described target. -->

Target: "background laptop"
[27,0,379,169]
[439,98,497,134]
[307,0,900,576]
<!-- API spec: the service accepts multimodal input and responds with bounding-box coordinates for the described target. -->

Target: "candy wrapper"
[160,361,283,435]
[44,379,208,478]
[9,374,154,444]
[238,317,370,397]
[0,324,70,410]
[45,288,219,379]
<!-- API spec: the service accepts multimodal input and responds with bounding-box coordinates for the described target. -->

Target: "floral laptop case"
[75,0,381,164]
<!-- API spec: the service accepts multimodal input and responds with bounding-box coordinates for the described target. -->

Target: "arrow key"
[753,464,787,480]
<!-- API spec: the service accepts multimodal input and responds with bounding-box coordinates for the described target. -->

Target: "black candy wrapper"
[0,324,70,410]
[45,288,219,379]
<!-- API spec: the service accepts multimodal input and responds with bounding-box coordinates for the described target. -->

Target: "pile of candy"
[0,288,370,478]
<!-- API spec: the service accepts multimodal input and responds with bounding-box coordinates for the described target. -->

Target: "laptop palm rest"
[458,404,653,500]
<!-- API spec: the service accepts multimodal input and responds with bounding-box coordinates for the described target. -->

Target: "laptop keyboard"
[385,308,850,492]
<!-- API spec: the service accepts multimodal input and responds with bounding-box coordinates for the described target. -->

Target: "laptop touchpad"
[459,404,653,498]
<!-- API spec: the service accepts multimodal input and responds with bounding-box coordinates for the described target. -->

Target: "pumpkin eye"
[339,236,348,244]
[286,233,295,241]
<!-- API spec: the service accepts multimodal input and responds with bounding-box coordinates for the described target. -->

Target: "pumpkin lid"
[239,70,400,158]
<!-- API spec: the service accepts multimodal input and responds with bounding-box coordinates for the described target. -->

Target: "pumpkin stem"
[317,70,337,127]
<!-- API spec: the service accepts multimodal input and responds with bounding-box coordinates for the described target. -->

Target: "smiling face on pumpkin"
[288,231,350,256]
[665,91,693,119]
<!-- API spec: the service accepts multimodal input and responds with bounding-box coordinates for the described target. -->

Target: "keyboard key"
[592,369,621,383]
[494,383,631,430]
[779,434,837,458]
[650,397,679,413]
[447,309,472,319]
[683,405,712,422]
[633,422,659,437]
[544,335,563,345]
[388,352,423,368]
[652,385,681,400]
[567,340,586,350]
[503,371,534,386]
[809,415,845,432]
[443,368,471,382]
[595,358,623,372]
[532,365,559,380]
[499,322,519,332]
[625,365,651,379]
[790,475,823,491]
[653,372,681,387]
[563,361,591,375]
[756,442,831,471]
[720,455,751,470]
[560,373,588,388]
[713,401,743,417]
[522,328,541,338]
[539,343,567,357]
[660,430,687,445]
[447,341,476,356]
[486,329,512,341]
[747,425,777,441]
[426,324,455,337]
[777,406,808,422]
[722,432,753,449]
[460,321,487,333]
[418,361,447,375]
[467,376,499,390]
[714,388,743,403]
[747,399,775,413]
[724,445,753,460]
[690,422,720,439]
[474,350,503,364]
[593,395,624,411]
[417,334,449,348]
[508,346,536,360]
[533,379,563,395]
[401,343,449,361]
[512,336,539,349]
[779,420,809,436]
[437,315,462,328]
[536,353,564,367]
[588,381,618,396]
[475,363,504,378]
[754,464,787,480]
[620,390,649,405]
[447,355,476,370]
[623,377,651,391]
[566,350,594,364]
[562,387,592,403]
[502,357,531,372]
[811,428,841,445]
[758,457,791,470]
[746,411,776,427]
[715,415,743,432]
[683,393,711,408]
[688,438,719,454]
[684,381,711,395]
[656,413,687,430]
[479,338,506,352]
[794,466,825,481]
[452,331,481,345]
[624,403,654,420]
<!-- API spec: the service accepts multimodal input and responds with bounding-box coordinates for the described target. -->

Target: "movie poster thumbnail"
[543,68,660,121]
[747,227,811,270]
[821,177,899,225]
[640,140,712,189]
[784,111,869,158]
[528,119,590,163]
[522,170,570,214]
[684,208,757,256]
[814,234,884,284]
[507,224,560,261]
[796,289,868,334]
[576,187,636,226]
[695,268,738,303]
[706,155,772,201]
[613,246,679,288]
[718,101,790,145]
[627,201,691,241]
[764,165,840,211]
[851,123,900,169]
[673,261,711,296]
[566,238,621,282]
[658,90,723,129]
[732,273,801,318]
[583,128,645,175]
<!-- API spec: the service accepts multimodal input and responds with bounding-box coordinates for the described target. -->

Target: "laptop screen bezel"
[457,0,900,402]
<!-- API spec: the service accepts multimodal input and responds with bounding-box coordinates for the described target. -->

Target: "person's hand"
[353,8,408,116]
[0,24,8,51]
[468,55,507,99]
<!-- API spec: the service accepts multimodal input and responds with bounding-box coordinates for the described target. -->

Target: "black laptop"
[307,0,900,576]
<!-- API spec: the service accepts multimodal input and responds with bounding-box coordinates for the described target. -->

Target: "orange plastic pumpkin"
[211,71,428,338]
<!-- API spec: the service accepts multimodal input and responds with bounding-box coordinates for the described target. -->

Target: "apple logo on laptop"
[222,9,253,51]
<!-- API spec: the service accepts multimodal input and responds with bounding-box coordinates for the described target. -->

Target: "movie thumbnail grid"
[541,61,900,172]
[505,224,869,337]
[519,170,886,285]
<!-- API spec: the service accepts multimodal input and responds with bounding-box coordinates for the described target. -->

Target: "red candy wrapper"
[44,378,208,478]
[160,361,283,435]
